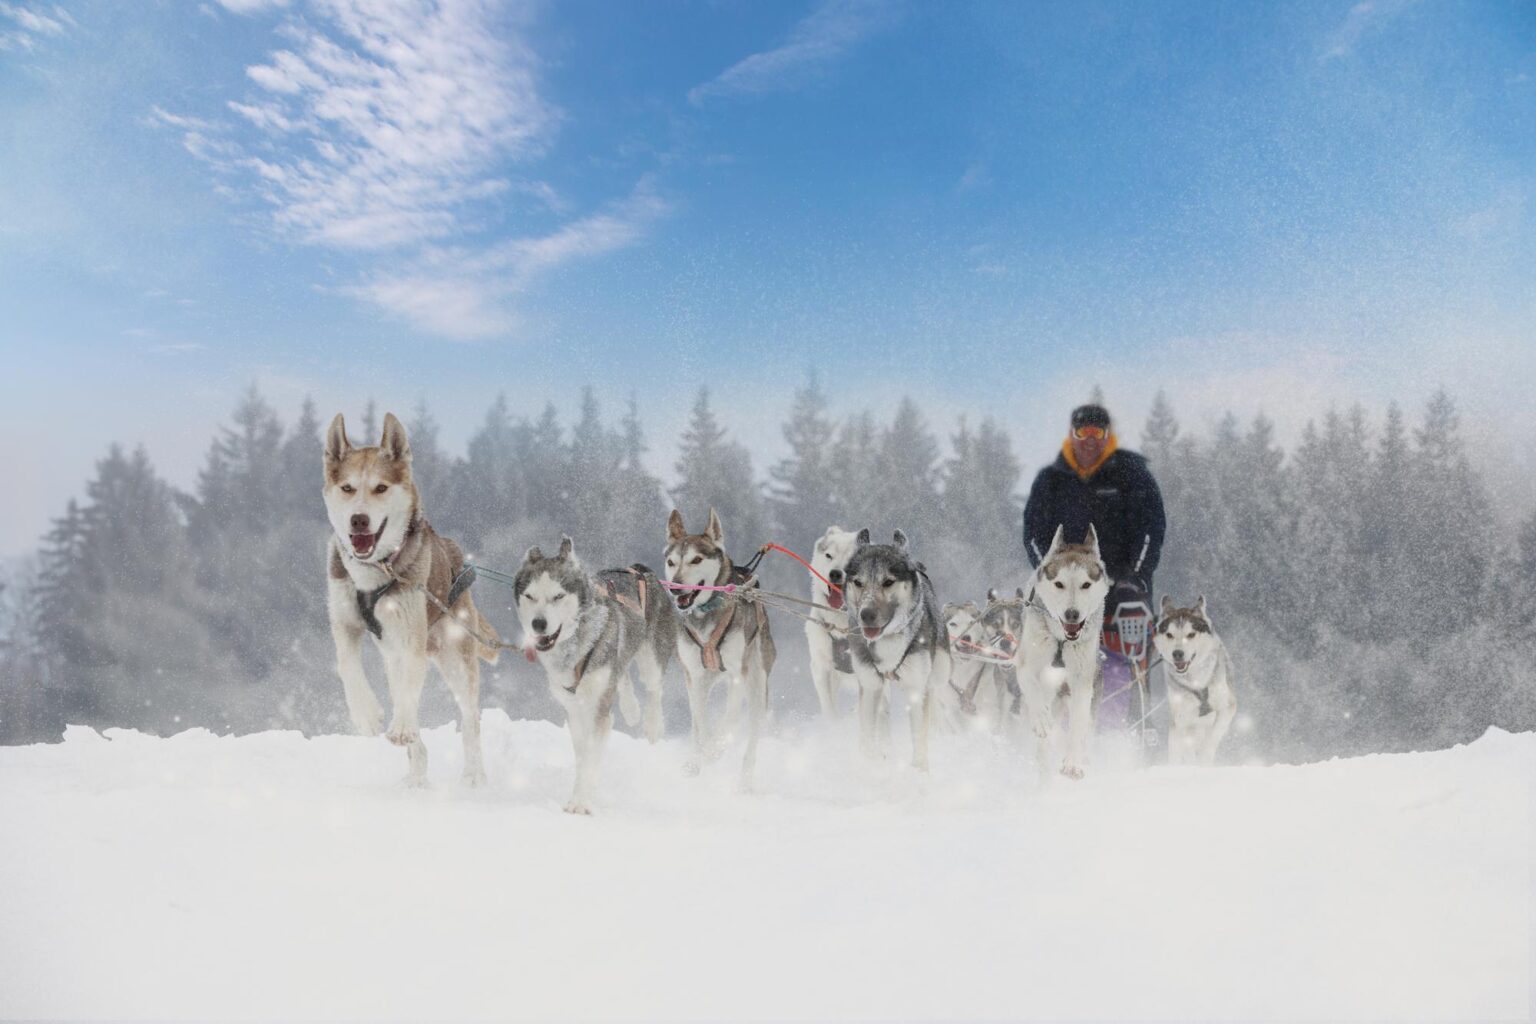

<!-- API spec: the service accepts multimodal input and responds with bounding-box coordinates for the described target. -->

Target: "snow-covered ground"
[0,713,1530,1021]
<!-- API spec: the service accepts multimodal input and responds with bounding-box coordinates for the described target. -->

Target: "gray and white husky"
[1014,525,1110,780]
[805,525,862,719]
[664,509,777,788]
[1152,596,1238,766]
[513,538,674,815]
[843,530,951,770]
[322,412,498,786]
[937,600,984,731]
[970,589,1025,735]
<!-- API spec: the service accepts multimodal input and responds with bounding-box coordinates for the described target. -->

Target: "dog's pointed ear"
[1195,595,1208,623]
[379,412,411,462]
[892,529,908,550]
[705,508,724,545]
[1083,523,1101,560]
[855,527,871,546]
[324,413,351,463]
[667,509,687,542]
[1160,595,1174,618]
[557,536,574,561]
[525,544,544,564]
[826,525,843,538]
[986,587,999,602]
[1046,524,1066,559]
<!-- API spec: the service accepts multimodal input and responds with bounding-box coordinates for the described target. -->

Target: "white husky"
[1152,596,1238,766]
[804,526,862,718]
[1014,525,1110,780]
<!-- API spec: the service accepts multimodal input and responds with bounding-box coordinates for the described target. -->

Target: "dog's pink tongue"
[351,533,374,552]
[862,626,881,640]
[827,591,844,610]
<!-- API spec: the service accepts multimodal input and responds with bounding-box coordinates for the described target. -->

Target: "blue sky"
[2,0,1533,555]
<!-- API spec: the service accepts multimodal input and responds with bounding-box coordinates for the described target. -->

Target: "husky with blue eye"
[1153,596,1237,766]
[842,529,951,771]
[513,537,674,815]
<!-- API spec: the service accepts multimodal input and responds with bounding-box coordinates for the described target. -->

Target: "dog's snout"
[349,513,370,533]
[859,606,878,626]
[1173,649,1185,662]
[1062,608,1081,624]
[828,568,844,585]
[531,616,548,634]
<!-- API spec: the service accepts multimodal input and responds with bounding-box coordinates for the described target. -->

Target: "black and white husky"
[843,530,951,770]
[805,525,862,718]
[1153,596,1238,766]
[1014,525,1110,780]
[664,509,777,788]
[513,537,674,815]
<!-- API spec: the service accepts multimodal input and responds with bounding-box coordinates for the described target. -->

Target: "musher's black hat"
[1070,404,1111,430]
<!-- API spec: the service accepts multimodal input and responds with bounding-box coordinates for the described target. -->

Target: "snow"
[0,714,1530,1021]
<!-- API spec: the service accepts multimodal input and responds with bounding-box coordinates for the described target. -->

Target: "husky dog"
[513,538,674,814]
[970,589,1026,733]
[1014,525,1110,780]
[843,530,951,770]
[322,413,498,786]
[936,600,984,730]
[805,525,862,718]
[664,509,776,787]
[1153,596,1237,766]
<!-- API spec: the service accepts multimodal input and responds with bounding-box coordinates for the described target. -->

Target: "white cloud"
[346,183,669,340]
[0,2,73,53]
[688,0,895,106]
[154,0,666,340]
[1320,0,1416,61]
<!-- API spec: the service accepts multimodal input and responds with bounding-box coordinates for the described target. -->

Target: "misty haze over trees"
[2,381,1532,763]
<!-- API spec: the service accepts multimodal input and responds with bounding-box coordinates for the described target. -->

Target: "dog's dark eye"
[666,558,676,567]
[1054,581,1064,589]
[690,555,703,566]
[823,552,832,559]
[1080,581,1090,590]
[882,578,896,588]
[374,484,388,495]
[553,592,566,602]
[340,484,355,494]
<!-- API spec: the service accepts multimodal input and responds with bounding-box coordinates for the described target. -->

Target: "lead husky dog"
[664,509,776,788]
[1152,596,1238,766]
[805,525,862,718]
[1014,525,1110,780]
[513,537,674,815]
[843,530,950,770]
[322,412,498,786]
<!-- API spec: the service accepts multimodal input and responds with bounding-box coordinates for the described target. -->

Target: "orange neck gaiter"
[1062,433,1118,481]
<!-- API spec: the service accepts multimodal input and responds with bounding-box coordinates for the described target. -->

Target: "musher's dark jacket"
[1023,447,1166,592]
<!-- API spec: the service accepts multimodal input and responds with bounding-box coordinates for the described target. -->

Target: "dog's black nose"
[829,568,844,585]
[1062,608,1081,624]
[531,617,547,634]
[860,606,878,626]
[1173,649,1185,662]
[349,513,370,533]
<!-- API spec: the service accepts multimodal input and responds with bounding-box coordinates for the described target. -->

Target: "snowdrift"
[0,713,1529,1021]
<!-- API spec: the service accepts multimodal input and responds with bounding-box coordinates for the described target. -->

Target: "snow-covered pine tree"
[874,397,940,542]
[769,373,838,555]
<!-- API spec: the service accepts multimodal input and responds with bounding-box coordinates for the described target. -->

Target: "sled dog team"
[324,412,1237,814]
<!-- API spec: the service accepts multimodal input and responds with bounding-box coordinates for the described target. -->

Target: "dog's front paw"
[385,722,420,747]
[644,708,664,745]
[562,801,593,816]
[1060,764,1085,780]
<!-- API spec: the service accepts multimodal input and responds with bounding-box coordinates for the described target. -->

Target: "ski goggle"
[1071,424,1108,441]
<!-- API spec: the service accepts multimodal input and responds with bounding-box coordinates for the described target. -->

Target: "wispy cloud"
[688,0,896,106]
[1320,0,1416,61]
[153,0,664,339]
[0,2,73,53]
[346,182,669,340]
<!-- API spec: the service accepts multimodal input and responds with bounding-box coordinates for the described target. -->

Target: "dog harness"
[340,517,476,639]
[1167,676,1213,716]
